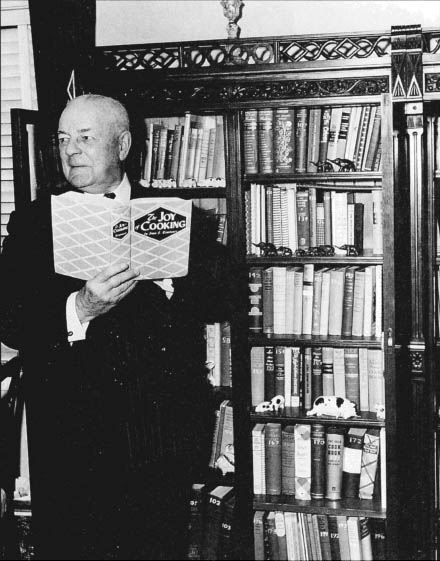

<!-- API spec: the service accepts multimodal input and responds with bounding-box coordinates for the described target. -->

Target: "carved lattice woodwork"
[391,25,423,101]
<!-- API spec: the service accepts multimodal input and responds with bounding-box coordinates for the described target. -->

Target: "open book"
[51,193,192,280]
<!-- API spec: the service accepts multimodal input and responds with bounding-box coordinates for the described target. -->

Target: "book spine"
[257,108,274,173]
[295,107,308,173]
[274,511,288,561]
[328,268,345,336]
[344,347,360,406]
[169,123,183,181]
[336,107,351,159]
[206,126,217,179]
[296,190,310,250]
[281,426,296,495]
[321,347,334,395]
[156,126,169,179]
[248,267,263,333]
[243,109,259,174]
[262,267,274,335]
[212,116,225,180]
[252,423,266,495]
[265,423,282,495]
[302,264,314,336]
[337,515,351,561]
[311,423,326,499]
[342,427,367,498]
[332,347,346,398]
[291,347,301,409]
[327,107,342,162]
[323,191,332,245]
[341,266,356,337]
[177,113,192,186]
[274,107,295,173]
[273,267,287,335]
[220,321,232,387]
[253,511,266,561]
[347,517,362,561]
[364,106,381,171]
[319,269,331,337]
[164,128,176,180]
[308,186,317,248]
[358,429,380,499]
[303,346,313,411]
[316,202,325,246]
[187,484,206,560]
[311,346,323,402]
[307,107,322,172]
[251,347,265,407]
[369,518,387,560]
[294,424,311,500]
[292,269,304,335]
[274,346,285,397]
[327,514,341,560]
[359,517,374,561]
[319,107,332,163]
[317,514,333,561]
[264,346,276,401]
[325,426,345,500]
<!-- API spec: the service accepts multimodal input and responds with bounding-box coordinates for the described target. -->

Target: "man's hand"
[75,263,140,323]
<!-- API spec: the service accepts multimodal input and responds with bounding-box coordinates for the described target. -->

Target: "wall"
[96,0,440,46]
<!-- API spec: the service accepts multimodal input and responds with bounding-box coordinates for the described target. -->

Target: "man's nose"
[64,138,81,156]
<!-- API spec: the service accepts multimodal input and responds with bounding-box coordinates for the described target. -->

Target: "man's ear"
[118,130,132,161]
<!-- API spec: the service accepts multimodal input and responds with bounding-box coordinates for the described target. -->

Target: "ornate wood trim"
[391,25,423,101]
[109,76,390,108]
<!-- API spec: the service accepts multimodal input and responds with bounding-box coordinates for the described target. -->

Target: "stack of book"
[246,183,383,256]
[252,423,385,505]
[250,345,384,414]
[253,510,386,561]
[186,484,235,560]
[142,113,225,188]
[243,104,382,175]
[247,264,383,340]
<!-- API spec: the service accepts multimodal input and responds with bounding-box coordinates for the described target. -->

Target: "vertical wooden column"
[391,25,432,559]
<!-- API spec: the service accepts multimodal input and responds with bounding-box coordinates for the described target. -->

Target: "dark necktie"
[104,192,116,199]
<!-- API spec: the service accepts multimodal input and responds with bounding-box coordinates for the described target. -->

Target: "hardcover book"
[252,423,266,495]
[341,427,367,498]
[311,423,326,499]
[281,425,296,495]
[265,423,282,495]
[187,483,207,560]
[201,486,234,560]
[294,424,312,500]
[52,194,192,280]
[274,107,295,173]
[325,426,345,500]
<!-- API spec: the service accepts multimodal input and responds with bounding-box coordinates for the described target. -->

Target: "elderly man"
[1,94,231,560]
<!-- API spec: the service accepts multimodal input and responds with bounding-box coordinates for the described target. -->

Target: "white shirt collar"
[82,173,131,204]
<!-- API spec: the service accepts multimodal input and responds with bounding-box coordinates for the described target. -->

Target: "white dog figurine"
[255,395,285,413]
[307,395,359,419]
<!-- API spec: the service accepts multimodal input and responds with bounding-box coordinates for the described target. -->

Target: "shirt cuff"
[66,291,89,342]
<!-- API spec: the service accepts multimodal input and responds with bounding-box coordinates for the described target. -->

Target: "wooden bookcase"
[10,24,440,560]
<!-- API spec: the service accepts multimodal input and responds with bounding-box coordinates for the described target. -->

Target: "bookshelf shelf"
[137,186,226,199]
[248,334,382,348]
[253,495,386,518]
[250,409,385,427]
[244,172,382,185]
[247,255,384,266]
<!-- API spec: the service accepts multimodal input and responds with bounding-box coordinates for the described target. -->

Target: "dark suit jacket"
[0,182,233,560]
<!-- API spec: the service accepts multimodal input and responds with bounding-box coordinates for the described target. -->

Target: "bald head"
[58,94,132,194]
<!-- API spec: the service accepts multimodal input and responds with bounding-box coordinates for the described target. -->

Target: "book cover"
[328,267,346,336]
[272,186,283,247]
[318,107,332,164]
[354,105,372,171]
[253,511,266,561]
[358,347,369,412]
[177,112,193,185]
[369,518,387,560]
[265,511,279,560]
[367,349,384,413]
[327,514,341,560]
[257,108,274,174]
[345,106,362,164]
[332,347,346,398]
[248,267,264,333]
[319,268,332,337]
[307,107,322,172]
[327,107,343,162]
[252,423,266,495]
[341,266,358,337]
[164,128,176,180]
[281,425,296,495]
[337,515,351,561]
[274,346,286,397]
[336,107,352,160]
[302,264,314,336]
[321,347,334,395]
[352,268,365,337]
[364,106,382,171]
[201,486,234,561]
[205,126,217,180]
[286,183,298,251]
[344,347,360,406]
[295,107,309,173]
[262,267,274,335]
[170,122,183,181]
[311,268,323,336]
[187,483,206,560]
[264,185,274,244]
[325,426,345,500]
[208,409,221,468]
[285,266,296,335]
[218,402,234,458]
[361,106,378,171]
[250,346,265,407]
[311,423,326,499]
[342,427,367,498]
[273,267,287,335]
[303,346,313,411]
[284,512,299,560]
[296,190,310,250]
[323,190,332,245]
[52,194,192,280]
[316,514,332,561]
[274,511,288,561]
[243,110,259,174]
[292,268,304,336]
[311,347,323,402]
[354,202,364,253]
[291,347,302,409]
[347,516,362,561]
[363,265,376,337]
[265,423,282,495]
[306,513,319,561]
[294,424,312,500]
[283,346,292,407]
[359,428,380,499]
[359,517,374,561]
[331,191,348,250]
[213,400,229,466]
[308,186,317,250]
[274,107,295,173]
[264,346,276,401]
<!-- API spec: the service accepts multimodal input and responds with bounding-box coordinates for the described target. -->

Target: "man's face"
[58,100,123,194]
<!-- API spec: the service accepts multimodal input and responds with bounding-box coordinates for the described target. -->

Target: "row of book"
[246,183,383,256]
[243,104,382,175]
[251,346,384,414]
[205,322,232,387]
[187,484,235,560]
[248,264,382,339]
[142,114,226,188]
[252,423,384,503]
[209,400,234,471]
[253,510,386,561]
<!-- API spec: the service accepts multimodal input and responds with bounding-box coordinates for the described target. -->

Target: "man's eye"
[58,137,68,145]
[81,135,92,142]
